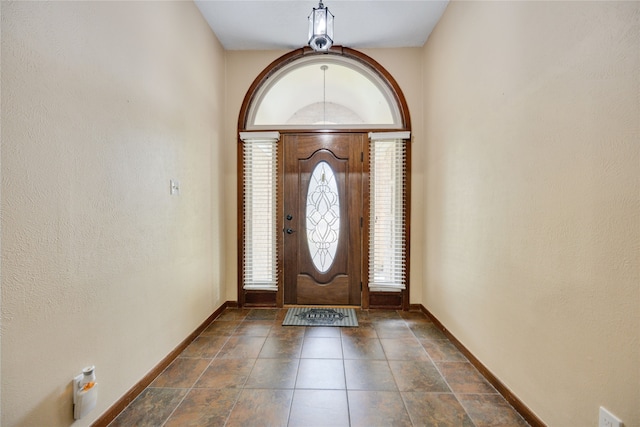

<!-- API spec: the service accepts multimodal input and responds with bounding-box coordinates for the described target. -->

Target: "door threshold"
[284,304,361,309]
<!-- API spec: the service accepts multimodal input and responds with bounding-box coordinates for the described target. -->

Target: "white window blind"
[368,132,409,292]
[240,132,280,291]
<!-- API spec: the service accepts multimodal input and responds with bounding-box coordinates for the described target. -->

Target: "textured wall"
[360,48,425,305]
[422,1,639,425]
[1,2,225,426]
[223,50,288,303]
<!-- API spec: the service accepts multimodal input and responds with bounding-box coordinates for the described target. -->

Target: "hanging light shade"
[308,1,334,52]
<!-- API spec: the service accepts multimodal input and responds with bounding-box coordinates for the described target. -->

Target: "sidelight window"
[240,132,279,291]
[368,132,409,292]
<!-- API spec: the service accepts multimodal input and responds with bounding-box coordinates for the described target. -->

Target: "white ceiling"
[194,1,449,51]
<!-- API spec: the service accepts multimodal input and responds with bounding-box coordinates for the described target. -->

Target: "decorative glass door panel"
[306,161,340,273]
[284,134,363,305]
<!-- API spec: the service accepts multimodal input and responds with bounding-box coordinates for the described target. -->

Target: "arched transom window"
[246,55,403,130]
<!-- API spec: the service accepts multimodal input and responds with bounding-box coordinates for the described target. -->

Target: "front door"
[283,133,364,305]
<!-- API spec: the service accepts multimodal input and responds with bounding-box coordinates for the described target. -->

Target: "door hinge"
[360,217,363,228]
[360,282,363,291]
[361,152,364,162]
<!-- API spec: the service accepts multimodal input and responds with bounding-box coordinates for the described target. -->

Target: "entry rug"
[282,307,358,327]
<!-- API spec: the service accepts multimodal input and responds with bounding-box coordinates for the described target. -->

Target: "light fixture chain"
[322,65,327,123]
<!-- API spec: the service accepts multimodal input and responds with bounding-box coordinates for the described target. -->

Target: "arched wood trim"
[237,46,411,310]
[237,46,411,132]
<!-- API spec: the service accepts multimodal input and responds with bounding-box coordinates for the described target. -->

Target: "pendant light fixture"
[308,1,334,52]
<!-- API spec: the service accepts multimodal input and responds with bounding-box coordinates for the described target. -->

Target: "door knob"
[286,228,295,234]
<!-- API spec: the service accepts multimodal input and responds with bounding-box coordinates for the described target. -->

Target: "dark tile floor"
[109,308,529,427]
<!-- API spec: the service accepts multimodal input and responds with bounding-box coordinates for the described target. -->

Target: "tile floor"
[109,308,529,427]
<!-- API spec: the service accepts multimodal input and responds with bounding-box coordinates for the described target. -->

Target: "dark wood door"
[284,133,364,305]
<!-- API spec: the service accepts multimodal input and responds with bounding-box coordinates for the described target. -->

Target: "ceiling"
[194,1,449,51]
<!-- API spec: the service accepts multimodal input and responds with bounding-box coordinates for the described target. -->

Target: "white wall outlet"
[170,179,180,195]
[599,407,623,427]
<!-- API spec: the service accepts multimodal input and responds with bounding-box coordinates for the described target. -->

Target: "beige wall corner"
[223,49,289,302]
[1,2,226,425]
[422,1,639,426]
[360,48,425,305]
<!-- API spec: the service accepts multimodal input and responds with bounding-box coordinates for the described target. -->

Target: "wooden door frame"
[237,47,411,310]
[282,133,364,306]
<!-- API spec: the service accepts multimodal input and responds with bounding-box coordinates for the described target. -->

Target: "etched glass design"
[306,161,340,272]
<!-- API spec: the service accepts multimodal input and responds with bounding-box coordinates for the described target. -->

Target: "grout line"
[129,307,530,427]
[411,319,479,427]
[160,313,236,427]
[221,308,268,426]
[396,310,423,426]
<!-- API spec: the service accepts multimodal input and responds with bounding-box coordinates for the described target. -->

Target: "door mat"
[282,307,358,327]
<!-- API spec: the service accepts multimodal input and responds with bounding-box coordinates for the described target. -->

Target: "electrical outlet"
[599,407,623,427]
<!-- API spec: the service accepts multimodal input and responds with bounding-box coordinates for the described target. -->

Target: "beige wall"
[224,48,426,303]
[422,1,639,426]
[1,2,225,426]
[223,50,289,302]
[3,1,638,426]
[360,48,425,305]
